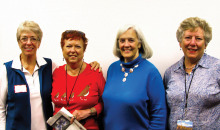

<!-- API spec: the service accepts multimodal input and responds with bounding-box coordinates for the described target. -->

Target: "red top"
[51,63,105,130]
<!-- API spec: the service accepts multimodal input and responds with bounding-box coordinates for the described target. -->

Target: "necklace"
[66,61,84,106]
[185,65,196,70]
[120,63,139,82]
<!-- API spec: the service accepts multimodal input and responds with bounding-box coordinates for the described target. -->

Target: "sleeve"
[93,72,106,116]
[147,70,167,130]
[52,61,58,73]
[217,61,220,86]
[163,69,170,89]
[163,69,171,130]
[0,65,8,130]
[51,67,59,98]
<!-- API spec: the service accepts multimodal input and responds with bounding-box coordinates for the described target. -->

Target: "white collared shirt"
[0,55,57,130]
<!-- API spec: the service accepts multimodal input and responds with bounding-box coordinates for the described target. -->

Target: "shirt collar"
[196,53,209,69]
[12,54,47,70]
[174,53,209,72]
[173,56,185,72]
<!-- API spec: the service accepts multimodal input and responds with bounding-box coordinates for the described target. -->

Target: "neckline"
[120,54,143,68]
[63,63,88,77]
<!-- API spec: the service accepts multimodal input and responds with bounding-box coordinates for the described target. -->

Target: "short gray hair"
[176,17,212,46]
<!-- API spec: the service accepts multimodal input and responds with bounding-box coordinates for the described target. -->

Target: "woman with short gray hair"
[164,17,220,129]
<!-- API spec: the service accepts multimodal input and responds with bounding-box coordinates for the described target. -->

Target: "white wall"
[0,0,219,78]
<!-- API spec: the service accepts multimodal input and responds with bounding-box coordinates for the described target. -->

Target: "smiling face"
[118,28,141,63]
[62,39,85,65]
[180,27,206,63]
[18,31,40,57]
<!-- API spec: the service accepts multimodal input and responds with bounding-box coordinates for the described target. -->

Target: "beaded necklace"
[120,63,139,82]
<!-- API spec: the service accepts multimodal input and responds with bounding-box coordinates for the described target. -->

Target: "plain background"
[0,0,219,78]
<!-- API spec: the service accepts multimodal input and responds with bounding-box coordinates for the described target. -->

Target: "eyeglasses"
[20,37,39,43]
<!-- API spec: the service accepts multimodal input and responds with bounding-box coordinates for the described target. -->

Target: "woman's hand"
[70,109,90,123]
[90,61,102,72]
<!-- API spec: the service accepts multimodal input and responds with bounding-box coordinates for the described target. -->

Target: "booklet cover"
[47,107,86,130]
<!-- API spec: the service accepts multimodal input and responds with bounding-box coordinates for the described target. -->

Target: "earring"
[180,48,182,50]
[63,58,64,61]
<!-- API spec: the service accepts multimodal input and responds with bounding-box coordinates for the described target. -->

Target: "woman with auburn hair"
[51,30,105,130]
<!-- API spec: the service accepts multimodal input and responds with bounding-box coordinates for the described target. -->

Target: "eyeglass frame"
[19,36,40,43]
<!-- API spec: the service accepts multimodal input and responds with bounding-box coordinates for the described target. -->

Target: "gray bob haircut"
[176,17,212,46]
[113,24,153,59]
[16,20,43,42]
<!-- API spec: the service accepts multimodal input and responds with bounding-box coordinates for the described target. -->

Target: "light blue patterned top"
[164,53,220,130]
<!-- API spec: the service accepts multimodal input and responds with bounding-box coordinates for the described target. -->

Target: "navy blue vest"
[4,58,53,130]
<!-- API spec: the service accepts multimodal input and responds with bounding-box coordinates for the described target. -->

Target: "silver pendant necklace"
[120,63,139,82]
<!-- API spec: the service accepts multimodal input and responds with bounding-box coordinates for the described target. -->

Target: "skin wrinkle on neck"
[20,54,37,75]
[66,61,85,76]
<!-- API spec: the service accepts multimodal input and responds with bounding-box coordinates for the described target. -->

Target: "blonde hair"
[16,20,43,42]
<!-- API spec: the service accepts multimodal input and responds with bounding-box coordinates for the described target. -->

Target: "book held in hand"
[47,107,86,130]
